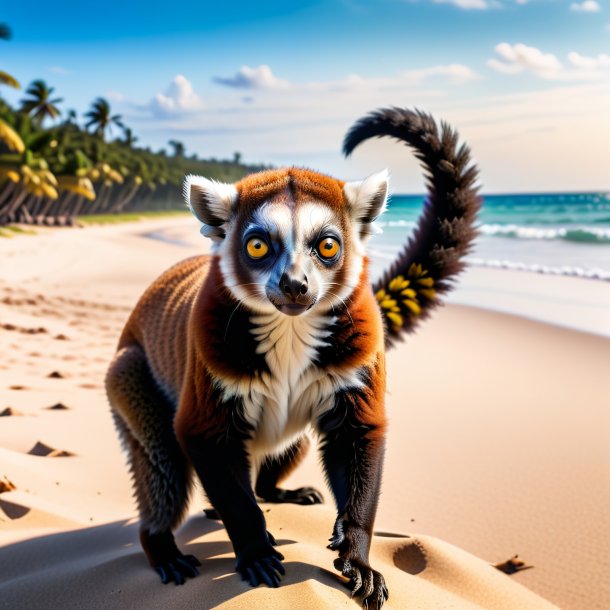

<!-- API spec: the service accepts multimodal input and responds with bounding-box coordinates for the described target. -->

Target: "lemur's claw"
[334,558,388,609]
[236,545,285,589]
[142,529,200,585]
[154,555,200,585]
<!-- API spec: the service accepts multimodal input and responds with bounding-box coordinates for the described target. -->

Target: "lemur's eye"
[316,237,340,259]
[246,237,269,259]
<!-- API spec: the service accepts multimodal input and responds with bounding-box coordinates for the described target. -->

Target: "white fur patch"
[184,174,237,230]
[218,311,363,458]
[343,169,389,239]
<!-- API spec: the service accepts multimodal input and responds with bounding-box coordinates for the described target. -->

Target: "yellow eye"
[246,237,269,259]
[317,237,340,259]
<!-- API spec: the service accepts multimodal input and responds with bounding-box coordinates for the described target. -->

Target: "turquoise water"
[368,192,610,282]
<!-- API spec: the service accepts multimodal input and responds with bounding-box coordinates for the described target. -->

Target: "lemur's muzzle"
[280,272,308,301]
[271,270,315,316]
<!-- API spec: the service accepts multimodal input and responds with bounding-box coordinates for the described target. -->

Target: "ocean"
[368,192,610,283]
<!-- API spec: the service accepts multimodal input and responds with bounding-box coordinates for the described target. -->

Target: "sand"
[1,217,608,609]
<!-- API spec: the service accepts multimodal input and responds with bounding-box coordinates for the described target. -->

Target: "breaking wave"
[478,225,610,244]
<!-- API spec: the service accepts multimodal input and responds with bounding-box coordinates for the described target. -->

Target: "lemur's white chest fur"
[219,311,363,457]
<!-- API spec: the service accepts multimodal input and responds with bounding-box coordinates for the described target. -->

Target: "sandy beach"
[1,217,608,609]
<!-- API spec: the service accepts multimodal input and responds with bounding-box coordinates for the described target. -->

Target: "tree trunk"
[0,188,28,225]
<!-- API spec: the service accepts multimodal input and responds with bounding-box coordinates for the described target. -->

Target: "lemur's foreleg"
[106,346,200,585]
[318,367,388,609]
[179,419,285,588]
[255,436,324,505]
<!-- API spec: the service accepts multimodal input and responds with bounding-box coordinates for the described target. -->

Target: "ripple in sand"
[0,322,47,334]
[27,441,75,458]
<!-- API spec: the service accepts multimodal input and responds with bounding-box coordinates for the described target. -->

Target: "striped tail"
[343,107,481,348]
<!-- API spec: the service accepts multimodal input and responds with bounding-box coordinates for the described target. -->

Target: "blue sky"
[2,0,609,192]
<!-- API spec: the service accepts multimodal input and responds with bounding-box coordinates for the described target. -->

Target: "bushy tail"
[343,107,481,348]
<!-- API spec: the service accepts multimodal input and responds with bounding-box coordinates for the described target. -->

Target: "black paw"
[334,558,388,609]
[140,528,201,586]
[154,554,201,585]
[236,541,285,588]
[257,486,324,505]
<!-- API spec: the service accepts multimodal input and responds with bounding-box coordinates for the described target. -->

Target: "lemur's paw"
[236,540,285,588]
[334,558,389,609]
[258,486,324,505]
[140,528,201,585]
[153,554,201,585]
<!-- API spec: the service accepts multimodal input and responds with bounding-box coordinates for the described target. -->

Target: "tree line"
[0,24,267,226]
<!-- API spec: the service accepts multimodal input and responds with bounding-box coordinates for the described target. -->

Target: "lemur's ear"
[184,175,238,241]
[343,169,389,239]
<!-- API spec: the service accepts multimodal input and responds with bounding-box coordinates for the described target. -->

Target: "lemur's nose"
[280,272,308,300]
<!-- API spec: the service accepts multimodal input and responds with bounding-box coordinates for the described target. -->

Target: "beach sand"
[1,217,608,609]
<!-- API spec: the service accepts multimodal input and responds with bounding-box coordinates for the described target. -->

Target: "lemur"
[106,107,479,609]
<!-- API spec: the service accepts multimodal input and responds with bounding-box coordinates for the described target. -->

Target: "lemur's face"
[186,168,388,317]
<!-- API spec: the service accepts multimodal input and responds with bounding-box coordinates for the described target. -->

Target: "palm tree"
[20,80,63,125]
[168,139,185,157]
[84,97,123,140]
[63,109,78,126]
[121,127,138,146]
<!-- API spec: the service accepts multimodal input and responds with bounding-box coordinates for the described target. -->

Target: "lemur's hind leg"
[255,436,324,505]
[106,345,200,585]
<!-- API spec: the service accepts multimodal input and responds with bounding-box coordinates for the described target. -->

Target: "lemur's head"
[185,168,388,316]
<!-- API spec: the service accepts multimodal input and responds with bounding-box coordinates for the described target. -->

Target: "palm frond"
[0,70,20,89]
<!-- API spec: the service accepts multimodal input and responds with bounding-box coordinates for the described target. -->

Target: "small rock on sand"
[45,402,70,410]
[0,407,22,416]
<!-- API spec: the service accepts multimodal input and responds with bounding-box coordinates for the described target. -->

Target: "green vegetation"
[0,22,268,227]
[0,224,36,237]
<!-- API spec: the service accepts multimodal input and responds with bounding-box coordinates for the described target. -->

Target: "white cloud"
[401,64,480,84]
[49,66,71,75]
[488,43,562,76]
[568,52,610,69]
[432,0,491,9]
[213,65,289,90]
[570,0,600,12]
[214,63,478,94]
[106,91,125,102]
[150,75,205,117]
[488,43,610,81]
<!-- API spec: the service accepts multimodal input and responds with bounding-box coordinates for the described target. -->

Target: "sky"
[2,0,609,193]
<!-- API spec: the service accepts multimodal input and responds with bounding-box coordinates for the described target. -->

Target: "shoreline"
[142,219,610,338]
[2,217,608,337]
